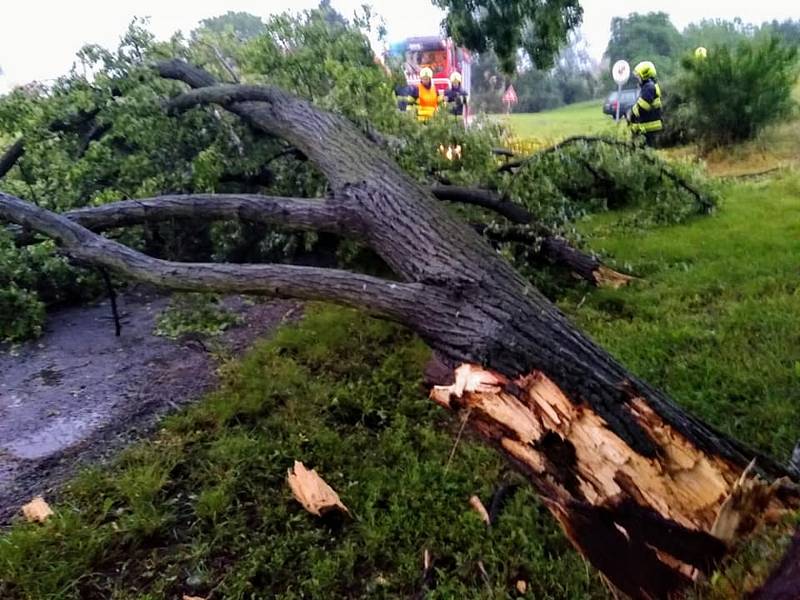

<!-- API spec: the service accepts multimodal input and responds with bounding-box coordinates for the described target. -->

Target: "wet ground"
[0,286,299,522]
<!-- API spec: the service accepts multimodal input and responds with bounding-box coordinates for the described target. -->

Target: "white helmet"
[449,71,462,84]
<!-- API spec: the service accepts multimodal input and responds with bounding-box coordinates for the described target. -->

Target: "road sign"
[611,60,630,122]
[503,85,517,105]
[612,60,630,85]
[502,84,518,114]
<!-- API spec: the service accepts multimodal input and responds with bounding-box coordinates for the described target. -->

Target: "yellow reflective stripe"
[632,104,640,117]
[639,120,663,132]
[417,106,436,120]
[636,97,652,110]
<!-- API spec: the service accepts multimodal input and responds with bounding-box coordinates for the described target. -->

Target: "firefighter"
[627,61,663,147]
[444,71,468,117]
[408,67,442,121]
[394,82,415,113]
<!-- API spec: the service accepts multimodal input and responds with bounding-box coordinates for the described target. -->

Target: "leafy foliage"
[603,12,684,84]
[0,230,101,342]
[500,139,716,229]
[678,35,799,145]
[433,0,583,73]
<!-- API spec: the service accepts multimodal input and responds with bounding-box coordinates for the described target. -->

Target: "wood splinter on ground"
[287,460,349,517]
[21,496,54,523]
[469,495,491,525]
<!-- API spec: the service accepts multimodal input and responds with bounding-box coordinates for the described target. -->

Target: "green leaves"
[678,35,799,145]
[434,0,583,73]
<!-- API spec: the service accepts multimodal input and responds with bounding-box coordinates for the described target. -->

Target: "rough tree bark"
[0,59,797,599]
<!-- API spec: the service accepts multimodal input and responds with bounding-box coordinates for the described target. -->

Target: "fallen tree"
[1,59,797,598]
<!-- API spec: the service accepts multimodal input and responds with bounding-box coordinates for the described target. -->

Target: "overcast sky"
[1,0,797,93]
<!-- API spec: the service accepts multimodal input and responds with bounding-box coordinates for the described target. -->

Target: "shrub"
[679,35,799,146]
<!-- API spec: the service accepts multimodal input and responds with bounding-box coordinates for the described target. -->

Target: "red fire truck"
[387,36,472,119]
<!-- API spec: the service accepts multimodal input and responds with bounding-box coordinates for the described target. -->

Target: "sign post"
[612,60,630,121]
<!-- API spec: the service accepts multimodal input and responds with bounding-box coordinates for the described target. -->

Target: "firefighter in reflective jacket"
[627,61,663,146]
[444,71,468,116]
[408,67,443,121]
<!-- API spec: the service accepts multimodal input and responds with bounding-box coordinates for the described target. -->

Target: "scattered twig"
[477,560,494,597]
[444,407,472,473]
[99,268,122,337]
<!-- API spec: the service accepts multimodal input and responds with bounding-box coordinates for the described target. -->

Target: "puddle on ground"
[3,414,104,460]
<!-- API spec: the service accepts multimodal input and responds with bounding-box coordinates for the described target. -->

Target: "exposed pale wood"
[469,495,491,525]
[287,461,349,517]
[21,496,53,523]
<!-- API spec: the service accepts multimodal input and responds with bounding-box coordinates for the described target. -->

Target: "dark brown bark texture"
[1,59,797,599]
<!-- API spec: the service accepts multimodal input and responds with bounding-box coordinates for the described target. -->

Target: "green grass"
[0,306,604,599]
[503,100,618,141]
[564,172,800,459]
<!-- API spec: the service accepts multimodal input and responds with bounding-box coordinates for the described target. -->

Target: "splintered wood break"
[287,461,349,517]
[431,364,786,544]
[593,265,637,289]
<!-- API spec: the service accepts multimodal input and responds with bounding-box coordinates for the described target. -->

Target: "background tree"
[197,11,267,41]
[433,0,583,73]
[683,18,754,51]
[470,32,599,114]
[603,12,683,83]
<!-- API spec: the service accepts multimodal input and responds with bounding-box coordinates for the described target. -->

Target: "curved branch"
[9,193,361,246]
[0,191,422,322]
[430,184,532,224]
[0,138,25,178]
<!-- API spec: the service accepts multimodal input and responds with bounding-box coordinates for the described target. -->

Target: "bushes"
[678,35,798,146]
[0,232,102,342]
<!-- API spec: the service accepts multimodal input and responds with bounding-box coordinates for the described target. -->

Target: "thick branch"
[430,184,532,224]
[0,138,25,178]
[8,194,359,246]
[0,191,423,321]
[72,194,354,234]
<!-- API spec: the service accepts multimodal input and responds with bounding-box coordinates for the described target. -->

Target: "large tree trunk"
[0,59,797,599]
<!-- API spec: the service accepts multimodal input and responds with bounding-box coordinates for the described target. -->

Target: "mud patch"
[0,285,300,522]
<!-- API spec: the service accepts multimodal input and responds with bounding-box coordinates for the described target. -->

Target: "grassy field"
[2,100,800,598]
[502,100,618,142]
[566,173,800,459]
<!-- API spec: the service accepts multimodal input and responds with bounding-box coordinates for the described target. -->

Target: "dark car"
[602,89,638,119]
